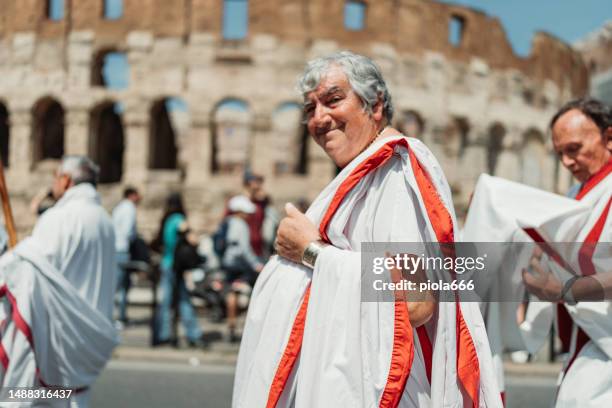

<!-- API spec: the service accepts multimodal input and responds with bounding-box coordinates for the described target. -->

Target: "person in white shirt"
[222,195,264,342]
[111,186,141,324]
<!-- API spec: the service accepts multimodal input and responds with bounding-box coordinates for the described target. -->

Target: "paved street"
[91,359,557,408]
[99,291,561,407]
[91,288,562,407]
[91,360,234,408]
[506,375,557,408]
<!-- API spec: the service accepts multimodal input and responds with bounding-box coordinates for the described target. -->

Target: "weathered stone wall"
[575,21,612,104]
[0,0,589,239]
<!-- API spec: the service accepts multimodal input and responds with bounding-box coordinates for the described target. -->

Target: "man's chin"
[573,173,589,183]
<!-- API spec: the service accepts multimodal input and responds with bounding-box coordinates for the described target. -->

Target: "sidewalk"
[113,286,241,366]
[114,287,562,378]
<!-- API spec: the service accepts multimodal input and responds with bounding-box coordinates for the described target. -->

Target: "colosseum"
[0,0,589,238]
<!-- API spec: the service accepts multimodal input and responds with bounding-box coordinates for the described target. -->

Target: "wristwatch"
[560,276,579,305]
[301,240,329,269]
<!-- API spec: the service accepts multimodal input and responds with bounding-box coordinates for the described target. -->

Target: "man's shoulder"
[48,195,112,228]
[112,199,135,216]
[228,216,249,233]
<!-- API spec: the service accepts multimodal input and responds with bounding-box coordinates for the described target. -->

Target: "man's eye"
[566,146,580,154]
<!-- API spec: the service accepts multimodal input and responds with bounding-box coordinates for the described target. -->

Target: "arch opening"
[272,102,308,175]
[149,98,188,170]
[89,102,124,183]
[396,110,425,139]
[212,99,251,174]
[487,123,506,175]
[32,98,65,163]
[92,50,129,89]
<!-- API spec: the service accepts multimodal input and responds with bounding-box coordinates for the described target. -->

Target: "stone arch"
[32,97,65,163]
[395,110,425,139]
[149,97,188,170]
[521,127,547,188]
[443,116,470,157]
[91,48,129,89]
[454,117,470,156]
[486,122,506,175]
[0,102,9,167]
[211,98,251,174]
[89,101,124,183]
[271,102,308,175]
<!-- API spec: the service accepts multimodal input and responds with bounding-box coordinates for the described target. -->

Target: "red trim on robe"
[267,141,410,407]
[578,197,612,277]
[379,296,414,408]
[575,159,612,200]
[407,145,481,408]
[563,196,611,373]
[528,166,612,377]
[318,142,397,243]
[266,284,311,408]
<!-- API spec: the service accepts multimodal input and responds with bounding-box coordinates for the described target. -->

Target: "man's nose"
[561,154,575,168]
[312,104,331,125]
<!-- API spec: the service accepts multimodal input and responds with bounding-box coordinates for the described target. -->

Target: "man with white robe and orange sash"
[233,52,501,408]
[463,98,612,407]
[0,156,118,407]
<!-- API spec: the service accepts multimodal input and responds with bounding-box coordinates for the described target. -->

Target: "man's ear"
[372,97,384,122]
[605,127,612,153]
[65,175,75,189]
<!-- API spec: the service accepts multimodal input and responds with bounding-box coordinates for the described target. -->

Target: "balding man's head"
[550,99,612,182]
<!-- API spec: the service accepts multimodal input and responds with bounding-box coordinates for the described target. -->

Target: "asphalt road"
[91,360,557,408]
[91,360,234,408]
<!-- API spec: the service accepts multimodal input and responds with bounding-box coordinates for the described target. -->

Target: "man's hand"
[387,252,435,327]
[275,203,320,263]
[522,248,563,301]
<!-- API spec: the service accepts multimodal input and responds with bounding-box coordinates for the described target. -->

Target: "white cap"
[228,195,256,214]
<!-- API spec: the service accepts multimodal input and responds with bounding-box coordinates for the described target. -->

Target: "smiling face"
[552,109,612,182]
[304,65,383,168]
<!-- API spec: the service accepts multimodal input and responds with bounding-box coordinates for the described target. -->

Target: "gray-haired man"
[27,155,117,406]
[234,52,501,407]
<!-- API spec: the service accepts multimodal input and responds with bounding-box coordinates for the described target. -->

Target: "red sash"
[559,160,612,371]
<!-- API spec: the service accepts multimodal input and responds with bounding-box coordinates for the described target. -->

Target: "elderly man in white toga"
[233,51,501,408]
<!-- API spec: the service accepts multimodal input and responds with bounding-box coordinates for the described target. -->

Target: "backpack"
[212,217,230,258]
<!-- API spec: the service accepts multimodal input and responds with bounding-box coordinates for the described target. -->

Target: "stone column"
[122,102,149,185]
[64,108,89,156]
[250,111,274,179]
[185,107,212,186]
[5,109,33,192]
[67,31,94,90]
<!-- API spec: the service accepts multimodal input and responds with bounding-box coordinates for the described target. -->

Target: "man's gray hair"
[59,155,100,186]
[297,51,394,124]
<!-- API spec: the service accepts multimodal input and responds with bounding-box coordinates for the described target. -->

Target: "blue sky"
[437,0,611,56]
